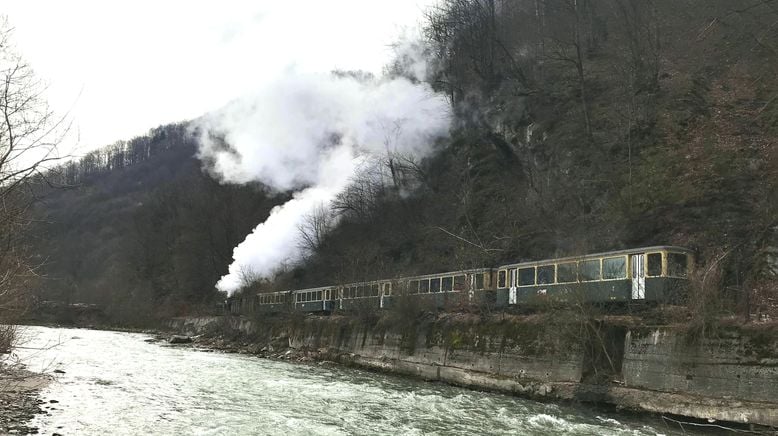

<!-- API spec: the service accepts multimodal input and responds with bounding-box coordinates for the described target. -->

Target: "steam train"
[225,246,693,315]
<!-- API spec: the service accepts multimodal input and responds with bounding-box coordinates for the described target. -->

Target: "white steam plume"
[196,64,450,295]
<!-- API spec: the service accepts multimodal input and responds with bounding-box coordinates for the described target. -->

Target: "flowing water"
[16,326,692,435]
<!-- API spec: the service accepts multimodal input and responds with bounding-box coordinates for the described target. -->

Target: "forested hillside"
[30,0,778,324]
[30,125,285,323]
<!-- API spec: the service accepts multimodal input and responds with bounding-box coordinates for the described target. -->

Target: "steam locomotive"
[225,246,693,315]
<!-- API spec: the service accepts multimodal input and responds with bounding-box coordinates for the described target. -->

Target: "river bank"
[0,365,52,435]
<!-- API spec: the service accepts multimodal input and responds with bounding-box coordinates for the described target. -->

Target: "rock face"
[171,314,778,428]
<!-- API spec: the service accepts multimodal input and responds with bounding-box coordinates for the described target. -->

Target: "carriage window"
[537,265,555,284]
[371,284,379,297]
[557,262,577,283]
[453,275,466,291]
[383,283,391,296]
[497,270,507,288]
[668,253,688,277]
[317,291,323,301]
[603,257,627,279]
[409,280,419,294]
[442,277,453,292]
[476,273,485,290]
[647,253,662,277]
[419,279,430,293]
[579,260,600,281]
[430,278,441,293]
[518,267,535,286]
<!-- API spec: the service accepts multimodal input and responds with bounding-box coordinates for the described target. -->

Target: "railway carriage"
[396,268,494,309]
[338,280,389,311]
[495,246,693,305]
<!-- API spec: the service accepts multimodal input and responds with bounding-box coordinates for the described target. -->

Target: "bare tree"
[297,203,335,256]
[0,17,67,352]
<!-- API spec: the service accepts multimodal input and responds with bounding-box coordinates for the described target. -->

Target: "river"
[16,326,693,435]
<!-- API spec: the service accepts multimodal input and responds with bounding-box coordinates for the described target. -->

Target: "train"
[225,246,694,315]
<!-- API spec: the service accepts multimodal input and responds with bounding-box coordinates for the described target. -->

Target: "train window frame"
[430,278,441,293]
[537,265,555,285]
[453,275,466,291]
[602,256,627,280]
[579,259,601,281]
[475,273,485,290]
[497,270,507,288]
[408,280,419,294]
[646,252,662,277]
[557,262,577,283]
[383,283,391,296]
[419,279,430,293]
[667,252,689,278]
[371,284,379,297]
[518,267,535,286]
[442,276,453,292]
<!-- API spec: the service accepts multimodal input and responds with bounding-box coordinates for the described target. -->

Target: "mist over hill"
[29,0,778,324]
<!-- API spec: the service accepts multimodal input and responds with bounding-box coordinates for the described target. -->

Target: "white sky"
[4,0,437,157]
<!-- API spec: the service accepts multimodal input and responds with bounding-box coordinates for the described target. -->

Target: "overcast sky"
[5,0,437,157]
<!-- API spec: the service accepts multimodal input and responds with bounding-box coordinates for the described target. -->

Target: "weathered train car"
[256,290,291,313]
[393,268,494,309]
[293,286,338,312]
[338,280,390,311]
[495,246,693,305]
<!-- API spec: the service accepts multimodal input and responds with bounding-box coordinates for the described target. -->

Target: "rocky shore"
[151,333,317,362]
[0,366,52,435]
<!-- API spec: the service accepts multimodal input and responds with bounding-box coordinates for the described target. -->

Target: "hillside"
[29,0,778,324]
[30,125,285,323]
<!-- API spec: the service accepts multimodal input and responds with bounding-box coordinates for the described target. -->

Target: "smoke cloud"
[195,63,450,295]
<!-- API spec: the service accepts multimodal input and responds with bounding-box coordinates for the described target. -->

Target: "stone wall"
[290,315,583,398]
[623,327,778,403]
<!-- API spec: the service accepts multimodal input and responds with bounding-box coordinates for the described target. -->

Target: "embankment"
[167,313,778,428]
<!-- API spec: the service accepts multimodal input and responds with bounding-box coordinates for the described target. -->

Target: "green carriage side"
[495,246,693,305]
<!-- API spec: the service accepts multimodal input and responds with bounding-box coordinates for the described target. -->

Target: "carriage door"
[631,254,646,299]
[508,269,517,304]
